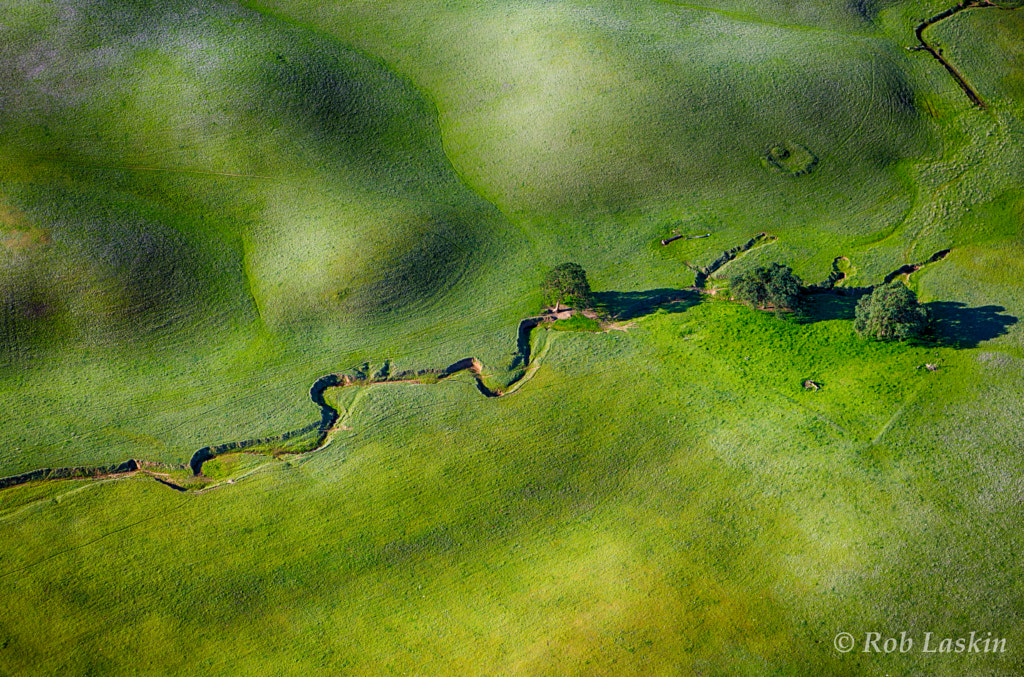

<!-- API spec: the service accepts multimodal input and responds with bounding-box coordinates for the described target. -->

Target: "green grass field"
[1,0,1023,674]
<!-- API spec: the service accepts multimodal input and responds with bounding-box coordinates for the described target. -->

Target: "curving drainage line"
[691,232,775,288]
[0,239,954,493]
[910,0,1015,109]
[806,249,951,296]
[0,316,554,491]
[0,460,143,492]
[186,316,548,475]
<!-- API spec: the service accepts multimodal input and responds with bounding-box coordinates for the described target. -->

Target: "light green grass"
[2,0,1024,674]
[0,0,529,473]
[551,314,602,332]
[245,0,931,259]
[1,301,1022,675]
[3,0,1019,476]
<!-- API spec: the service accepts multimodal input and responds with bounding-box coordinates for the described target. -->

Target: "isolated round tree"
[541,263,592,311]
[854,282,929,341]
[730,263,802,311]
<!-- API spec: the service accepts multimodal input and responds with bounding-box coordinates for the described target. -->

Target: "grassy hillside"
[246,0,931,257]
[0,0,525,473]
[1,301,1021,675]
[1,0,1023,674]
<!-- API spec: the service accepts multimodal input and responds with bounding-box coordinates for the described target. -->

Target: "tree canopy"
[854,282,929,341]
[541,262,592,310]
[730,263,802,311]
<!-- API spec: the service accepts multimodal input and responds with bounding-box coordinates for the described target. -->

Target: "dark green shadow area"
[928,301,1018,348]
[593,289,701,320]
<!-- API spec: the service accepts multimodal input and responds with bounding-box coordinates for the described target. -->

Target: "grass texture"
[1,0,1023,674]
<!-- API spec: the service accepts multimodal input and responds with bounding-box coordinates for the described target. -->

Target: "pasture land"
[2,302,1022,675]
[1,0,1023,674]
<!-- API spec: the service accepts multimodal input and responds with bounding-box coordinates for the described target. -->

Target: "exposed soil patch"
[1,228,51,251]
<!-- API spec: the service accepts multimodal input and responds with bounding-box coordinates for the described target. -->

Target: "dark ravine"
[810,256,850,291]
[1,316,556,491]
[806,249,951,296]
[661,233,710,246]
[692,232,774,288]
[910,0,1016,108]
[0,460,141,491]
[883,249,952,284]
[0,238,954,493]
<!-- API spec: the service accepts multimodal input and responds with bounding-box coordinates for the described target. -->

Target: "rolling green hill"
[1,0,1023,674]
[0,0,523,473]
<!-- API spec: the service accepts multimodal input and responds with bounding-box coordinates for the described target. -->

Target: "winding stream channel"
[0,238,953,493]
[912,0,1019,108]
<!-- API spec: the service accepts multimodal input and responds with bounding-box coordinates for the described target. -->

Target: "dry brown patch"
[1,203,51,251]
[0,199,31,228]
[2,228,51,251]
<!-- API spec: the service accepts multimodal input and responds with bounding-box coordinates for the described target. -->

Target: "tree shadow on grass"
[927,301,1018,348]
[592,289,701,321]
[796,296,1018,348]
[794,294,860,324]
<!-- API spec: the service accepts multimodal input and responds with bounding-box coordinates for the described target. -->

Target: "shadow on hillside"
[927,302,1018,348]
[593,289,701,321]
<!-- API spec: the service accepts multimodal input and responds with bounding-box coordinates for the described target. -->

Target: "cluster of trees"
[730,263,802,312]
[541,261,931,342]
[730,264,929,341]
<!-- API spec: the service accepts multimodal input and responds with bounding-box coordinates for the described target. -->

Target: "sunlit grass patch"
[1,0,1024,674]
[551,314,601,332]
